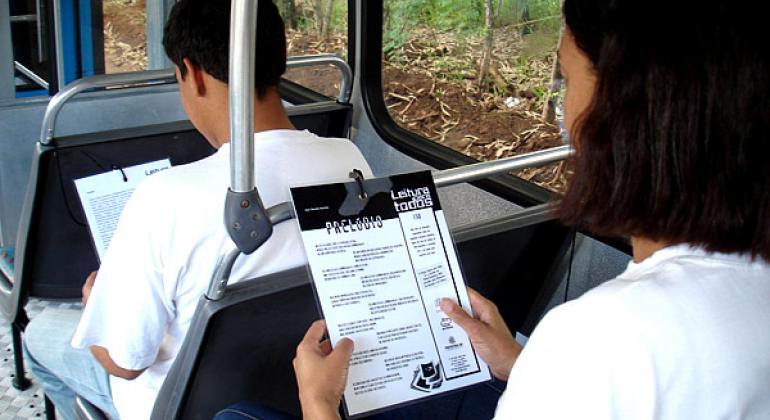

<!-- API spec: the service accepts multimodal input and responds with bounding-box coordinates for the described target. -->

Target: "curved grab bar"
[207,202,295,301]
[39,55,353,146]
[286,54,353,103]
[40,69,177,145]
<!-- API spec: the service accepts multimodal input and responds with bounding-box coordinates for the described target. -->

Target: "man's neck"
[210,89,294,148]
[252,90,295,133]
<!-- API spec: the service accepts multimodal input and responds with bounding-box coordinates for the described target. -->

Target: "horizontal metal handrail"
[40,69,177,145]
[286,54,353,103]
[206,145,573,299]
[14,61,49,90]
[433,145,574,188]
[10,14,37,23]
[39,55,352,146]
[254,145,575,228]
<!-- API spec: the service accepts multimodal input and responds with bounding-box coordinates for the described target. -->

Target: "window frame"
[358,0,631,254]
[358,0,556,208]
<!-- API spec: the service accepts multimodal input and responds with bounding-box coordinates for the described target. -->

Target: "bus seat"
[1,98,354,406]
[151,266,314,420]
[1,99,354,323]
[148,205,571,419]
[74,395,107,420]
[2,122,215,323]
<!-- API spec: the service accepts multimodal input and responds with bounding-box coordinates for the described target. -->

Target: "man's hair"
[162,0,286,98]
[558,0,770,261]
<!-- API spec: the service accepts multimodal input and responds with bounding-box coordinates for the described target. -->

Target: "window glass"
[279,0,349,99]
[100,0,350,100]
[383,0,568,192]
[103,0,148,73]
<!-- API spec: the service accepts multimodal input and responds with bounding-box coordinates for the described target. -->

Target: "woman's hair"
[558,0,770,262]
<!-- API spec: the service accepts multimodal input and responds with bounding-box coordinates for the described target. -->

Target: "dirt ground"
[102,7,567,192]
[383,65,566,191]
[103,0,148,73]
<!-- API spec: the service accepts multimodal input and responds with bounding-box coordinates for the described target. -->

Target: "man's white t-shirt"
[495,245,770,419]
[71,129,373,420]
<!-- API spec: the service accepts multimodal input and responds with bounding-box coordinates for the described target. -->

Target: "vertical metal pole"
[146,0,174,70]
[229,0,257,193]
[222,0,272,255]
[52,0,66,89]
[0,0,15,100]
[11,323,32,391]
[44,395,55,420]
[36,0,44,63]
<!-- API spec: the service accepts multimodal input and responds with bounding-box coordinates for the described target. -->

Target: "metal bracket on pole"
[224,0,272,255]
[224,189,272,255]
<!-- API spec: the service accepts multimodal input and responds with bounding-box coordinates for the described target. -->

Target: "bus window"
[101,0,353,95]
[278,0,348,99]
[382,0,567,193]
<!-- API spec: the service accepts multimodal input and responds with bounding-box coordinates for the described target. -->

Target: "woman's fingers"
[440,298,481,335]
[467,288,500,323]
[330,337,355,365]
[440,291,521,381]
[301,320,328,347]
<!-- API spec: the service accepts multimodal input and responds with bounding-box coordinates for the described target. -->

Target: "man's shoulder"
[254,129,354,147]
[134,152,226,197]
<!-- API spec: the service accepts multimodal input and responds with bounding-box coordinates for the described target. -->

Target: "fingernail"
[439,298,454,313]
[339,337,355,351]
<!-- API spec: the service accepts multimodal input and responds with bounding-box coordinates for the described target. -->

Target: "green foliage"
[330,0,348,33]
[383,0,561,59]
[383,0,422,58]
[384,0,488,58]
[497,0,560,26]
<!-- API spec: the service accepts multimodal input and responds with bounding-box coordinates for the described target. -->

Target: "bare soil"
[383,65,566,191]
[103,0,148,73]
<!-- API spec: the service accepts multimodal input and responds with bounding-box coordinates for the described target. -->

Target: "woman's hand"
[294,320,354,420]
[441,289,522,381]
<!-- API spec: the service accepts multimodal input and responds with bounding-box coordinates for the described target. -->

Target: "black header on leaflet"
[291,171,442,232]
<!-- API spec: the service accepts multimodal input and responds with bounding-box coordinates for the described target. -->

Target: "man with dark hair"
[23,0,372,418]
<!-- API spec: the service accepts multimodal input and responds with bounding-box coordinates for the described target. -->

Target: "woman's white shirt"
[494,244,770,419]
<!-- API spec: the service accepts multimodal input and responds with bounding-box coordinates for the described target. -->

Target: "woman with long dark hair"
[289,0,770,418]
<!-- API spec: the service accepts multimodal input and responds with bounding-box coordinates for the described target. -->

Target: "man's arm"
[82,271,146,380]
[90,346,145,380]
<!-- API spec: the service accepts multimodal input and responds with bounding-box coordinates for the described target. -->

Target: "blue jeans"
[214,381,504,420]
[214,402,297,420]
[23,307,120,420]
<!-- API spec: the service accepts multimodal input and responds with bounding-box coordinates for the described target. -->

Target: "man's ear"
[182,58,207,97]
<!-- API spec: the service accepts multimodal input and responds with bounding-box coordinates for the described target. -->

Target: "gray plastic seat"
[151,266,314,420]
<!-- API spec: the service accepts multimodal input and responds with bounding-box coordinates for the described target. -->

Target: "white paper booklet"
[291,170,491,418]
[74,159,171,261]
